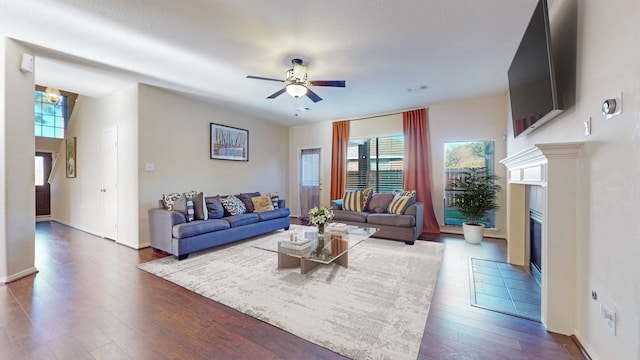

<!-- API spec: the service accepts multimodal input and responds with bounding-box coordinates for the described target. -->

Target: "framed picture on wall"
[210,123,249,161]
[66,136,77,178]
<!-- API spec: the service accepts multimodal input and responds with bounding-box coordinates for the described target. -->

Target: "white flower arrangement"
[308,206,334,226]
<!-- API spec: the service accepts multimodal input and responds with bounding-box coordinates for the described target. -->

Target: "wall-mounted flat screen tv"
[508,0,562,138]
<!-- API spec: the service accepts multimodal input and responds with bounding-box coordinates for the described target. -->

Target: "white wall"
[506,0,640,358]
[430,95,508,238]
[137,85,289,246]
[50,84,140,248]
[0,38,36,282]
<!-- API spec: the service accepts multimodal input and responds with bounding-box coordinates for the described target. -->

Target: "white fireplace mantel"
[499,142,583,335]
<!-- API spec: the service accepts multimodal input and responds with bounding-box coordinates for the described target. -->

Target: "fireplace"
[500,142,583,335]
[529,209,542,284]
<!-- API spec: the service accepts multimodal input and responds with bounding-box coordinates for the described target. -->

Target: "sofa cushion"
[220,195,246,216]
[388,194,416,214]
[343,188,373,212]
[252,194,274,212]
[257,208,290,221]
[366,193,394,213]
[367,213,416,228]
[172,219,230,239]
[224,213,259,228]
[332,210,369,223]
[237,192,260,213]
[205,197,225,219]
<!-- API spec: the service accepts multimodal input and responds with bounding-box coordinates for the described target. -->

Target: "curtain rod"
[342,107,426,122]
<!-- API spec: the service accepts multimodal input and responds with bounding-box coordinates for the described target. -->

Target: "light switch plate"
[584,117,591,136]
[145,163,155,172]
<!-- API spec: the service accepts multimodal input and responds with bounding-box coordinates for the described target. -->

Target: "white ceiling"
[0,0,539,126]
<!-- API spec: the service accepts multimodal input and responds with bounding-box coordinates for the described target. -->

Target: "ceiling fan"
[246,58,345,103]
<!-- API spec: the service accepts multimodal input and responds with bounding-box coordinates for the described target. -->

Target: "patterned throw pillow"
[220,195,246,216]
[162,192,182,210]
[270,192,280,209]
[394,189,416,197]
[251,194,274,212]
[387,194,416,215]
[361,187,374,211]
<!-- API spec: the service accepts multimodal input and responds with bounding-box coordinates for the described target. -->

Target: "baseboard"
[49,218,99,237]
[36,215,51,222]
[118,241,149,250]
[1,266,38,284]
[573,329,597,360]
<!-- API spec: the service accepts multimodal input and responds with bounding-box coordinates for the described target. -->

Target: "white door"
[102,128,118,240]
[299,147,322,221]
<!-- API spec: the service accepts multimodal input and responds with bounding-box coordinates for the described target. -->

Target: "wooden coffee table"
[253,224,378,274]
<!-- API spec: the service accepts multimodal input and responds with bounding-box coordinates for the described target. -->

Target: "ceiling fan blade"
[267,88,287,99]
[246,75,285,83]
[306,88,323,103]
[310,80,346,87]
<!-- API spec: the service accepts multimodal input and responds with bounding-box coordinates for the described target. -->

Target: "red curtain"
[330,120,349,200]
[403,108,440,234]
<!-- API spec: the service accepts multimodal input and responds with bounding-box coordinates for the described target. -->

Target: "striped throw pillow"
[387,194,415,214]
[342,190,362,211]
[343,188,374,212]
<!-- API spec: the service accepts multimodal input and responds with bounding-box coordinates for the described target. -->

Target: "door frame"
[297,146,324,218]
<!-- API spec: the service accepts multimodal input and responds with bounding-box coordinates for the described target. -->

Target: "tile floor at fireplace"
[469,257,541,322]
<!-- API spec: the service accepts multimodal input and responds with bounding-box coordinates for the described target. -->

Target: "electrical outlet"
[584,118,591,136]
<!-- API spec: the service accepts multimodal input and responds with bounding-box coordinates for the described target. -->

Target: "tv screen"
[508,0,562,138]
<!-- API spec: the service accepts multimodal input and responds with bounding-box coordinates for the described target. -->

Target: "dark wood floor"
[0,221,587,359]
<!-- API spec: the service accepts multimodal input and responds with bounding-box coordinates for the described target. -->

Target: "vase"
[317,223,325,234]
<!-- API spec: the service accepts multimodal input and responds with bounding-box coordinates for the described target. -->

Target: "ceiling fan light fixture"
[286,83,307,98]
[45,87,62,104]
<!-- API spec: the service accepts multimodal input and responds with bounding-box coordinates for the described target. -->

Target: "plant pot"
[462,222,485,244]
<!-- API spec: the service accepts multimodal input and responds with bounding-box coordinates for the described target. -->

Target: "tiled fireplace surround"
[500,142,583,335]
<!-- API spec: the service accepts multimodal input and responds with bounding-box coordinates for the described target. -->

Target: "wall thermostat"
[20,53,34,73]
[602,93,623,119]
[602,99,616,115]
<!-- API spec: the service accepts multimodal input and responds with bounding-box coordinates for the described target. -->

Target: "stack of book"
[278,238,312,256]
[326,222,348,233]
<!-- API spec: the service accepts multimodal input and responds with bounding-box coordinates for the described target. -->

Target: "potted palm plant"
[450,167,503,244]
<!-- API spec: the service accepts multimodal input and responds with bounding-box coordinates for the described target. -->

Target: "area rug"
[469,257,541,322]
[138,225,444,360]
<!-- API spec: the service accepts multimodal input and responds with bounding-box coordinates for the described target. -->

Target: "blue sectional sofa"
[148,195,290,260]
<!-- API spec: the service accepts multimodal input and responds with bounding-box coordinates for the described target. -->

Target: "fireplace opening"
[530,209,542,285]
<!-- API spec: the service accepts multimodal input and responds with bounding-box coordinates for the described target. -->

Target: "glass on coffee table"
[253,223,378,274]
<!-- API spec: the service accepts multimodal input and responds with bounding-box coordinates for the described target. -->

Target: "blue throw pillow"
[205,197,225,219]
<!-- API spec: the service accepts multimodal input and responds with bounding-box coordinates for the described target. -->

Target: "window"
[346,135,404,192]
[34,90,68,139]
[443,139,496,227]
